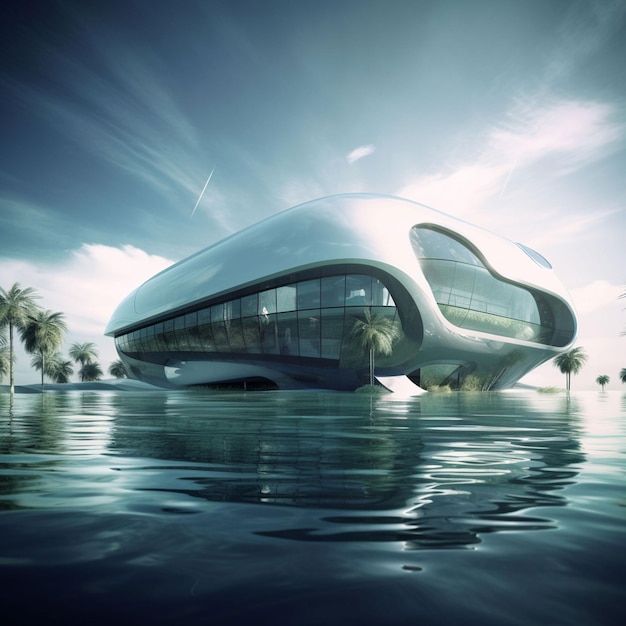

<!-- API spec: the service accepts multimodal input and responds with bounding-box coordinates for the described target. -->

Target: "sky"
[1,0,625,390]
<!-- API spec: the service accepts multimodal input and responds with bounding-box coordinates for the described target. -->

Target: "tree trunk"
[9,323,14,395]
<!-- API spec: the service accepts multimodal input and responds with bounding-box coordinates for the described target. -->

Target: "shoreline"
[0,379,164,393]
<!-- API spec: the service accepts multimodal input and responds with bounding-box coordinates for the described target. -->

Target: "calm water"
[0,388,624,625]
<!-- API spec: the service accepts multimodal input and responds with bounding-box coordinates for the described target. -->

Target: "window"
[298,309,320,357]
[259,289,277,316]
[116,268,401,361]
[297,279,320,309]
[346,274,372,306]
[277,285,296,312]
[411,226,555,344]
[321,276,345,308]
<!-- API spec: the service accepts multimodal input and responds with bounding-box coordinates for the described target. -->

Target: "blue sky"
[1,0,625,389]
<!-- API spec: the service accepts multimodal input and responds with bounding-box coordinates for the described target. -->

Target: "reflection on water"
[2,389,625,626]
[0,389,586,550]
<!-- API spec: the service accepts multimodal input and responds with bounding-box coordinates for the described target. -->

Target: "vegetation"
[0,283,40,394]
[20,309,67,390]
[79,361,104,382]
[69,342,101,382]
[0,345,9,383]
[354,383,390,395]
[108,359,127,379]
[44,353,74,383]
[553,347,587,392]
[438,304,545,342]
[595,374,610,391]
[427,384,452,393]
[350,309,400,387]
[69,342,99,369]
[0,282,107,392]
[3,282,626,395]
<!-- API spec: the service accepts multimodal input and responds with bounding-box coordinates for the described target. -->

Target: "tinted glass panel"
[119,269,402,361]
[412,227,557,345]
[211,304,224,322]
[321,276,346,308]
[242,317,261,352]
[226,318,246,353]
[298,309,320,357]
[212,321,229,352]
[227,299,241,319]
[372,278,394,306]
[276,285,296,312]
[241,294,257,317]
[411,227,482,265]
[198,323,215,351]
[259,289,276,315]
[346,275,372,306]
[276,312,298,356]
[297,280,320,309]
[260,315,279,354]
[321,308,344,359]
[174,316,190,350]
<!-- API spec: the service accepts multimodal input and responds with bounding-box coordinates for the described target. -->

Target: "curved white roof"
[106,193,575,336]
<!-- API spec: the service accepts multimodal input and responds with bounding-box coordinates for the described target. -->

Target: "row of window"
[116,274,398,361]
[411,227,556,344]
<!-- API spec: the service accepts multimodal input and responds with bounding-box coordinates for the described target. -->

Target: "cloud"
[545,0,626,84]
[397,99,624,217]
[0,244,173,381]
[346,144,375,164]
[489,100,623,173]
[569,280,623,316]
[2,16,209,211]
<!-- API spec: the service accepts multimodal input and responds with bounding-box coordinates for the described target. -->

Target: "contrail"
[499,156,518,200]
[190,168,215,218]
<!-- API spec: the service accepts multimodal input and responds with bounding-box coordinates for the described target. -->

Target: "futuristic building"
[105,194,577,391]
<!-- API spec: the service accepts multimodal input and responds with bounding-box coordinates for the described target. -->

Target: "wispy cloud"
[489,100,623,173]
[397,0,625,231]
[570,279,623,316]
[346,144,375,164]
[397,99,624,218]
[3,19,209,212]
[0,244,173,336]
[0,244,173,381]
[544,0,626,84]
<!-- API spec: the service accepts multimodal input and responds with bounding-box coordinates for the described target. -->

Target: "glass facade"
[115,272,398,365]
[411,226,557,344]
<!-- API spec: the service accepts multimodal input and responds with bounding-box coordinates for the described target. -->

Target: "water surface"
[1,389,624,625]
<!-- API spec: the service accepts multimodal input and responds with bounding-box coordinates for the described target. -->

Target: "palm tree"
[79,362,103,382]
[70,341,102,382]
[620,368,626,384]
[595,374,610,391]
[350,309,400,387]
[0,329,8,383]
[108,359,127,379]
[20,309,67,390]
[36,352,73,384]
[69,342,99,369]
[0,346,10,384]
[553,347,588,392]
[0,283,41,394]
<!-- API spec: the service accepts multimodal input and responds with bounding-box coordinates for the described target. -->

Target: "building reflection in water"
[105,390,585,550]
